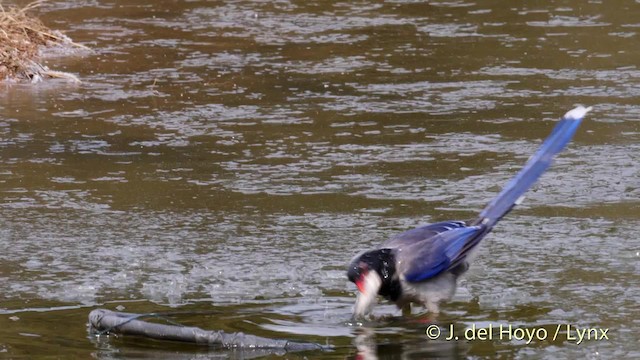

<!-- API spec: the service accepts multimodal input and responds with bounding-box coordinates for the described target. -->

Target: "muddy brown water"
[0,0,638,358]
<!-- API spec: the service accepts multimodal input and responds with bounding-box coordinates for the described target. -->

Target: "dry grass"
[0,0,86,82]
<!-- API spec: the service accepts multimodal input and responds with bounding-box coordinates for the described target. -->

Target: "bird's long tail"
[473,105,591,229]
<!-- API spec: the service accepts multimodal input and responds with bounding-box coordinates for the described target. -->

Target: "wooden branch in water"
[88,309,330,352]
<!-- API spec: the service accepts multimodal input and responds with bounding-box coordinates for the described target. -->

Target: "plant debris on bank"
[0,1,86,83]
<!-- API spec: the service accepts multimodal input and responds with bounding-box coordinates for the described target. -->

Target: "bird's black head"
[347,248,401,301]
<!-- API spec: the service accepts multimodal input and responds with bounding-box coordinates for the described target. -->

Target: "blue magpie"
[347,106,591,318]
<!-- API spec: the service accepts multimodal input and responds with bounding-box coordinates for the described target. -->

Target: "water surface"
[0,0,638,358]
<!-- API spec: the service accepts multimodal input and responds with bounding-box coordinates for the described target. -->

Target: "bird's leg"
[409,302,440,324]
[401,304,412,317]
[412,311,438,324]
[426,301,440,315]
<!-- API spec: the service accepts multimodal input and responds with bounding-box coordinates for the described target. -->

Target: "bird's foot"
[410,315,435,324]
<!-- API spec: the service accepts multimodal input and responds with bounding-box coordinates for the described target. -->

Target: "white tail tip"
[563,105,593,121]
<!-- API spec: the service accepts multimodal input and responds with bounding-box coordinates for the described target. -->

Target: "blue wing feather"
[391,106,590,283]
[401,226,483,282]
[381,221,467,249]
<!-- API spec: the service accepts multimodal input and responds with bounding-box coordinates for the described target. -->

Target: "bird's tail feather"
[473,106,591,229]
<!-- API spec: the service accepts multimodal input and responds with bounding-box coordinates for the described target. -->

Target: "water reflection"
[353,327,471,360]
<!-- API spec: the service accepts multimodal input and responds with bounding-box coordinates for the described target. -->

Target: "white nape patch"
[354,272,382,317]
[563,105,593,120]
